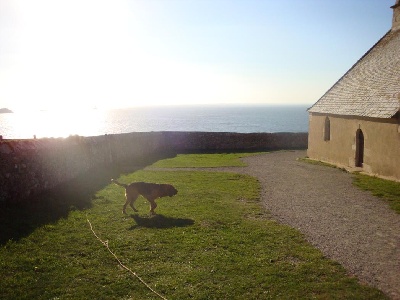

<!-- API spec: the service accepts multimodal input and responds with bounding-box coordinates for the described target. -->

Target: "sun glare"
[0,0,276,111]
[6,109,107,139]
[2,0,140,110]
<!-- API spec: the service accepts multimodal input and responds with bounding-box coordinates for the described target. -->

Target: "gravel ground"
[239,150,400,299]
[149,150,400,299]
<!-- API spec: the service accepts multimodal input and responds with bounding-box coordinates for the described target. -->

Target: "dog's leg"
[123,189,138,214]
[122,193,129,214]
[129,194,139,212]
[147,198,157,215]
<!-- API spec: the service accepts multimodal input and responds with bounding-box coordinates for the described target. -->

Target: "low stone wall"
[0,131,307,203]
[162,132,308,152]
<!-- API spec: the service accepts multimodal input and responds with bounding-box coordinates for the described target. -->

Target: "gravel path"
[149,150,400,298]
[239,150,400,299]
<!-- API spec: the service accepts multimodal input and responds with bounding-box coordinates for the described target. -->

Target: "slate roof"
[308,29,400,118]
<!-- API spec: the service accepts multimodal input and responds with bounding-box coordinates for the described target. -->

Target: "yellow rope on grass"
[87,217,167,300]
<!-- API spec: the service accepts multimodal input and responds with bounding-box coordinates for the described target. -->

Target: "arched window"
[355,129,364,167]
[324,117,331,141]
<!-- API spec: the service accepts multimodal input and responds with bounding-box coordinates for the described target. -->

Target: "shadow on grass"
[129,214,194,230]
[0,153,176,246]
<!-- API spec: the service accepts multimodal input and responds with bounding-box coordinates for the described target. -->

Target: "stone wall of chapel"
[308,113,400,181]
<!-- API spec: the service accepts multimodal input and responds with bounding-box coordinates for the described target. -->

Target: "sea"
[0,105,310,139]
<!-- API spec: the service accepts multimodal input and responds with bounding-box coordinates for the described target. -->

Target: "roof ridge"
[309,30,392,111]
[308,29,400,118]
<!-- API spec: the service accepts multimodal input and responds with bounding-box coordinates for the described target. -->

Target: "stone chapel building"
[307,0,400,181]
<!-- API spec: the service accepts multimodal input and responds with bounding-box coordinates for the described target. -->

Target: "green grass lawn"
[149,153,258,168]
[353,173,400,214]
[0,153,387,299]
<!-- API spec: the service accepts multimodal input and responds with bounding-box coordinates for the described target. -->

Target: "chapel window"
[324,117,331,141]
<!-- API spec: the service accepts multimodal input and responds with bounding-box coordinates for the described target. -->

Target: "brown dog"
[111,179,178,214]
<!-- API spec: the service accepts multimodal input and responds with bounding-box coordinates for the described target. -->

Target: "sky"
[0,0,395,111]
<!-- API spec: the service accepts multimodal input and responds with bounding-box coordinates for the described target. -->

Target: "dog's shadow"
[129,214,194,230]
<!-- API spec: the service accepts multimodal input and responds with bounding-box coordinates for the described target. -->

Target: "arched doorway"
[355,129,364,167]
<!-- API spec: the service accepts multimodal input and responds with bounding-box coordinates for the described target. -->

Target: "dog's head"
[165,184,178,197]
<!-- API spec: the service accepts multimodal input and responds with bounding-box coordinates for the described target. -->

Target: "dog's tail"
[111,179,128,188]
